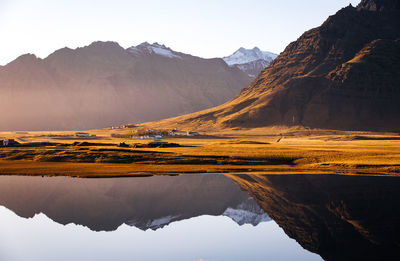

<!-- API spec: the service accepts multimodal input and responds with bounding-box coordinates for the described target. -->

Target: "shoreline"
[0,160,398,178]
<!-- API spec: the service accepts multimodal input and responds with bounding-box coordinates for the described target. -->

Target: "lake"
[0,174,399,261]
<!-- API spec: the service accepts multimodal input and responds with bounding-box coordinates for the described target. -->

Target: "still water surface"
[0,174,399,261]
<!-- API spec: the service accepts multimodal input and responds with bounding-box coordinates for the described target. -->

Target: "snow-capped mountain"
[0,174,271,232]
[223,197,270,226]
[128,42,182,59]
[128,196,270,230]
[0,41,252,131]
[223,47,278,78]
[223,47,277,66]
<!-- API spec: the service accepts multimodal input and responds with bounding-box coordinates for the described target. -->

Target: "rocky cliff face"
[357,0,400,11]
[0,42,251,131]
[168,0,400,131]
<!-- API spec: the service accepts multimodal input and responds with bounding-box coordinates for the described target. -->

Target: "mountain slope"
[230,174,400,261]
[0,42,251,131]
[155,0,400,131]
[0,175,269,232]
[223,47,277,78]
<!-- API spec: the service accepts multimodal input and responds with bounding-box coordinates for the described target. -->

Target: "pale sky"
[0,0,360,65]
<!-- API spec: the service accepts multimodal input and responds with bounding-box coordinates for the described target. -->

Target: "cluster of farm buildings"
[0,139,18,147]
[110,127,200,140]
[130,128,199,139]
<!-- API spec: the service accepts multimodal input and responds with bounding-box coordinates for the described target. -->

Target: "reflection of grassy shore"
[1,128,400,177]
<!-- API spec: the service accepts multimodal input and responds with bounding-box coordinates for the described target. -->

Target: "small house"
[123,124,137,129]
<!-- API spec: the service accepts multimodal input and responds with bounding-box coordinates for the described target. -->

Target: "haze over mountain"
[0,42,252,131]
[223,47,277,78]
[157,0,400,131]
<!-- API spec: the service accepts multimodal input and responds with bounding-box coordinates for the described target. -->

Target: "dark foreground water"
[0,174,399,261]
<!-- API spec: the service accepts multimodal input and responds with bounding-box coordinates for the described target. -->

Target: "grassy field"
[0,127,400,177]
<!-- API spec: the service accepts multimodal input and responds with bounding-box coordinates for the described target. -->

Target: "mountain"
[229,174,400,261]
[223,47,277,78]
[222,196,270,226]
[156,0,400,131]
[0,42,251,131]
[0,175,270,232]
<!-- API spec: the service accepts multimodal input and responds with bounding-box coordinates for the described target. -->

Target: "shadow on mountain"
[161,0,400,131]
[228,174,400,261]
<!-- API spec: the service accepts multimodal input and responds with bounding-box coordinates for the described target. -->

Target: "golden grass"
[1,128,400,177]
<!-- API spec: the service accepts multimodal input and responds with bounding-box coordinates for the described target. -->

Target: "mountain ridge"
[223,47,277,78]
[149,0,400,131]
[0,175,270,232]
[0,41,252,131]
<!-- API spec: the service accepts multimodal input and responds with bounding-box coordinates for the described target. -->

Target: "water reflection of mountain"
[0,175,269,231]
[229,174,400,261]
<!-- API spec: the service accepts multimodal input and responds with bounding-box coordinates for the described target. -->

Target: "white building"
[3,139,15,146]
[75,132,90,137]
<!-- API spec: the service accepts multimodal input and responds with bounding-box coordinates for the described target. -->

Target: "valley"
[1,1,400,261]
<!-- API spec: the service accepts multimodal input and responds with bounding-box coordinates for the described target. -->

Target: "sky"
[0,0,360,65]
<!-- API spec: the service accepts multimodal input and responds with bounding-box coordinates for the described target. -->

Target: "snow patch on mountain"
[223,208,270,226]
[147,215,180,229]
[127,215,181,230]
[223,47,277,66]
[223,197,271,226]
[222,47,278,78]
[128,42,182,59]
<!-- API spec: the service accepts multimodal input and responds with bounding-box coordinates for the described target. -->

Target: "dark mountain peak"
[43,41,127,70]
[152,42,167,48]
[57,47,73,52]
[135,41,170,50]
[46,47,74,59]
[15,53,39,62]
[85,41,124,51]
[5,53,41,67]
[165,0,400,131]
[136,41,153,48]
[127,42,182,59]
[357,0,400,11]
